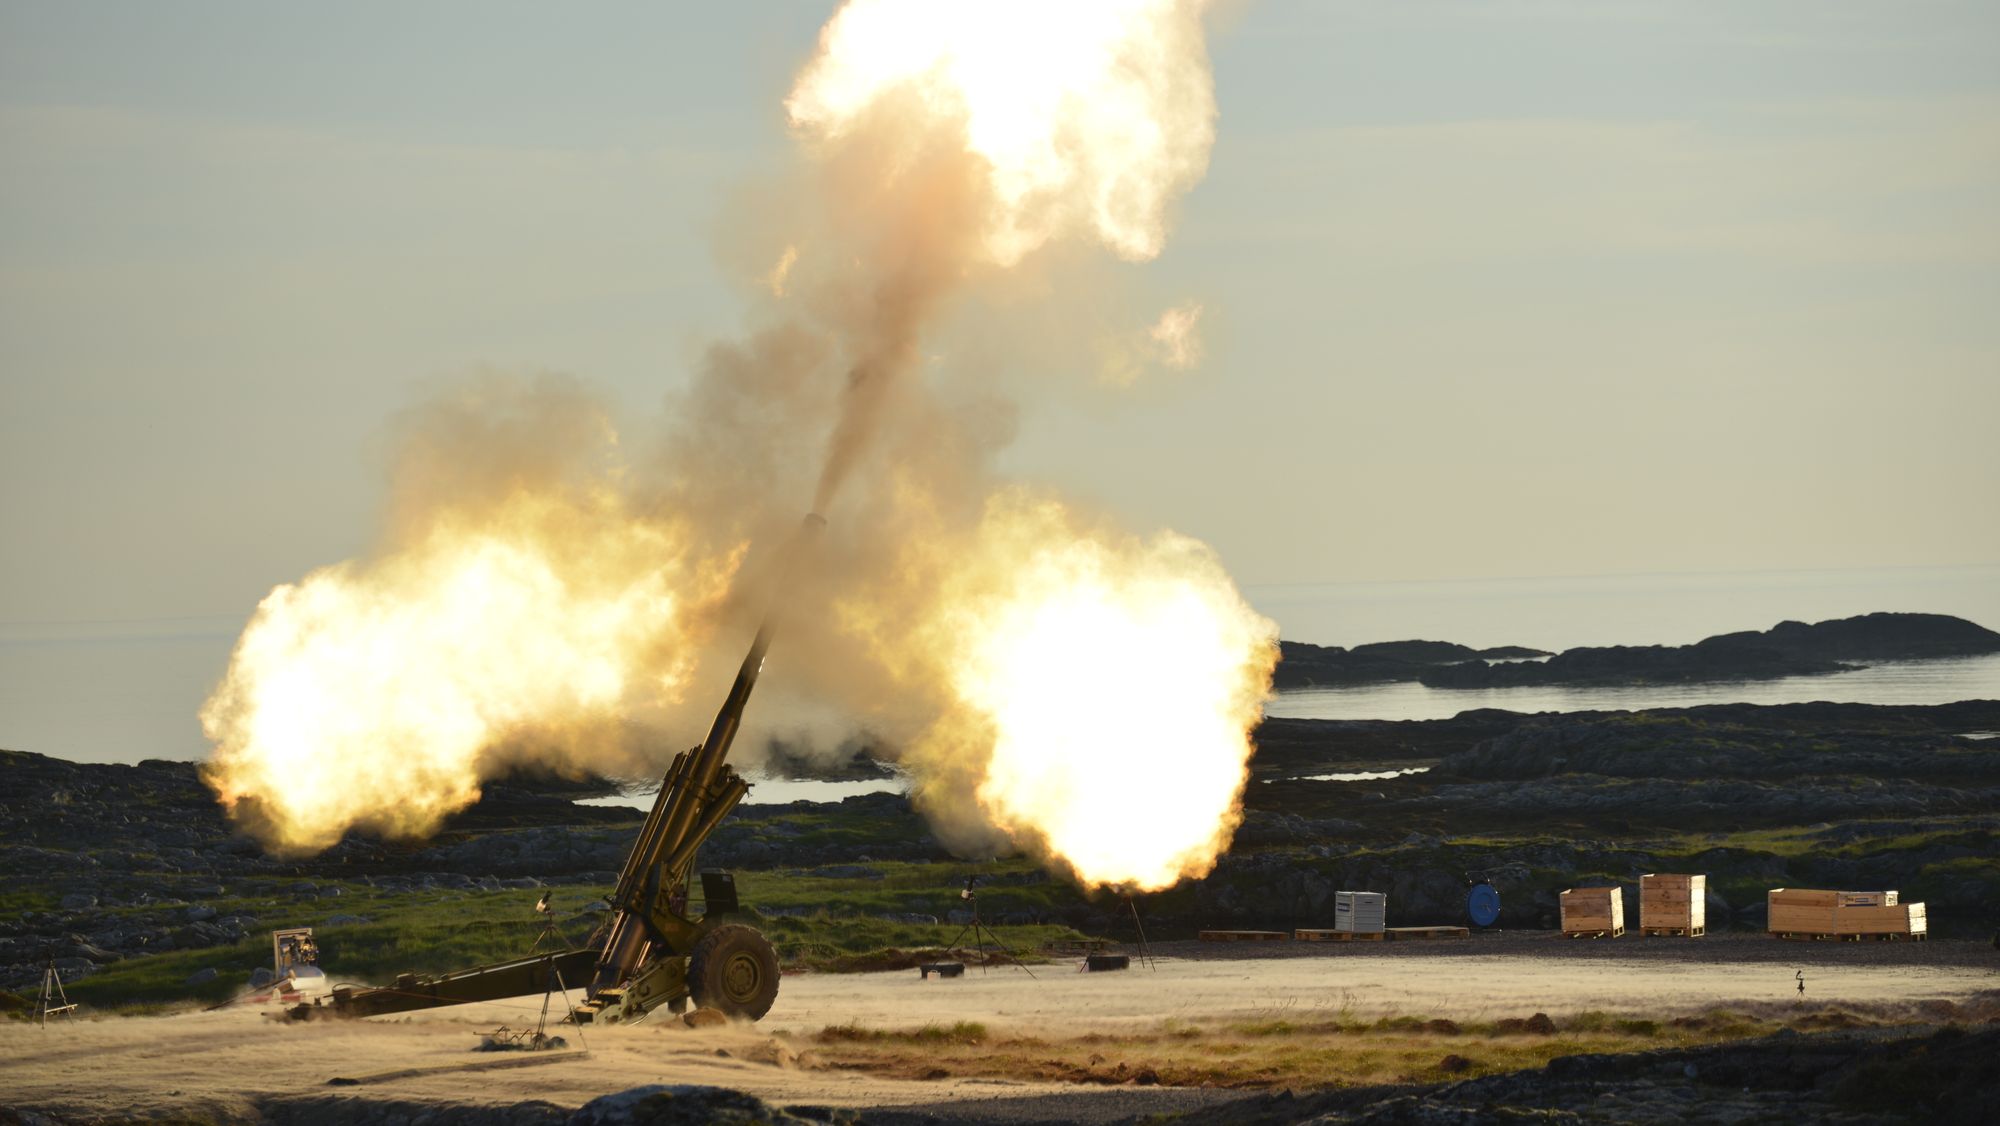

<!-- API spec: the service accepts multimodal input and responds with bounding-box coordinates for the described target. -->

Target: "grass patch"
[793,1004,1813,1089]
[819,1020,990,1046]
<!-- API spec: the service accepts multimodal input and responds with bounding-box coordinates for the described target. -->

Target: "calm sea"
[4,564,1995,767]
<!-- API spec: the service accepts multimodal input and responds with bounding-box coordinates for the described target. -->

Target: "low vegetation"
[788,1002,1960,1090]
[26,865,1098,1013]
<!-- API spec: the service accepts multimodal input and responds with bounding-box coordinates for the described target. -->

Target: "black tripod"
[529,892,565,954]
[943,875,1035,978]
[1119,893,1157,970]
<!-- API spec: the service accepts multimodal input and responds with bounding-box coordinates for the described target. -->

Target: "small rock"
[682,1007,729,1029]
[1439,1054,1475,1073]
[324,914,372,926]
[1525,1012,1556,1034]
[70,942,121,964]
[59,893,97,911]
[185,905,217,922]
[569,1084,819,1125]
[186,967,219,986]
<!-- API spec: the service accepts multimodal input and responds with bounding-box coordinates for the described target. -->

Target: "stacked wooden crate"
[1767,888,1840,933]
[1835,902,1926,937]
[1638,873,1706,936]
[1767,889,1926,939]
[1333,891,1387,934]
[1559,887,1624,937]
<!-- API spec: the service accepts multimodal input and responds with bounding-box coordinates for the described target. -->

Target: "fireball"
[201,490,731,853]
[902,495,1277,889]
[788,0,1217,265]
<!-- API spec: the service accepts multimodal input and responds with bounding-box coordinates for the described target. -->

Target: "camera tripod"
[529,892,565,954]
[1118,893,1157,970]
[943,875,1035,978]
[35,955,77,1028]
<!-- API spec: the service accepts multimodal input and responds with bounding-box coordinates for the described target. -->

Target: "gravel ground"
[4,938,1994,1125]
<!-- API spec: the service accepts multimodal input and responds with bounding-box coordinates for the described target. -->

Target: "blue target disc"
[1467,882,1501,927]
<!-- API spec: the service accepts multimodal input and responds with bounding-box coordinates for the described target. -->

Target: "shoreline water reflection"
[1263,654,2000,723]
[576,775,905,809]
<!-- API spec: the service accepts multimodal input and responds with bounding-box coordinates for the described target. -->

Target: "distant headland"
[1276,612,2000,691]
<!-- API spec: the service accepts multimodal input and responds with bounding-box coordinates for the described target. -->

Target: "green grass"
[46,865,1105,1010]
[60,882,582,1008]
[733,857,1068,917]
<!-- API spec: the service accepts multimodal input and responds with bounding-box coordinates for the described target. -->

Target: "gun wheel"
[688,923,779,1020]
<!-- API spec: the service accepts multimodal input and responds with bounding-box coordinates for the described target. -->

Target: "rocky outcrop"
[1420,612,2000,689]
[1274,639,1550,690]
[1709,611,2000,662]
[570,1085,852,1125]
[1208,1025,1999,1126]
[1436,713,2000,785]
[1250,710,1525,777]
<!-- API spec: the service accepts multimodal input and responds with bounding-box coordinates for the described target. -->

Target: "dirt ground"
[5,934,1994,1123]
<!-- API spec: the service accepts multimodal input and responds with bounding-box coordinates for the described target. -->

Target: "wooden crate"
[1835,905,1908,933]
[1639,873,1706,934]
[1768,889,1922,938]
[1835,902,1924,935]
[1560,887,1624,936]
[1768,888,1839,934]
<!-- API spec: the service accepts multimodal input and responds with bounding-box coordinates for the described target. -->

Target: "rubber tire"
[687,923,780,1020]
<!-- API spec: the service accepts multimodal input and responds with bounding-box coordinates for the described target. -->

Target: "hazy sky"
[5,0,1998,638]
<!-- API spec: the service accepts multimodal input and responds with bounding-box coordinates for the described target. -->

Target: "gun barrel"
[589,512,825,997]
[651,512,824,865]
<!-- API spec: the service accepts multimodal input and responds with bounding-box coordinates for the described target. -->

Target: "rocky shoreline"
[1272,639,1551,690]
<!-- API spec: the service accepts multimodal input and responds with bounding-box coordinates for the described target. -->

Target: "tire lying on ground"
[687,923,780,1020]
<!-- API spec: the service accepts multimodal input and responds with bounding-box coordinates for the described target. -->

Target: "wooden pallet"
[1295,928,1386,942]
[1386,926,1470,941]
[1772,931,1928,943]
[1640,925,1705,937]
[1563,925,1626,939]
[1198,930,1290,943]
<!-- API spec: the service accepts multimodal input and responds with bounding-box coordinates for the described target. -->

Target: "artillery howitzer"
[301,514,822,1024]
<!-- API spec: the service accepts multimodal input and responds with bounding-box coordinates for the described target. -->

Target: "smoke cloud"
[202,0,1274,886]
